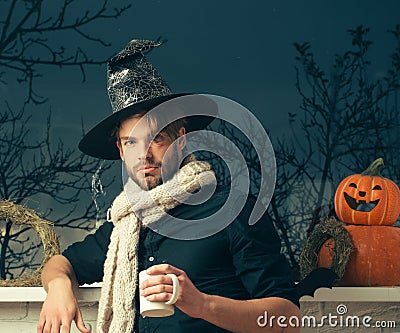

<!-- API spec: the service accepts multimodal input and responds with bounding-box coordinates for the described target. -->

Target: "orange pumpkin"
[318,225,400,286]
[334,158,400,225]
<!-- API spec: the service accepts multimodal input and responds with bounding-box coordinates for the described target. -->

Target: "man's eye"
[153,134,164,143]
[124,140,136,146]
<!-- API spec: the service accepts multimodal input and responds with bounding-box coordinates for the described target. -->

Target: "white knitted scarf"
[96,159,215,333]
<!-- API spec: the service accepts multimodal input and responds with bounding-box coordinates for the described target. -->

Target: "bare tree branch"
[0,0,127,280]
[271,26,400,276]
[0,0,131,104]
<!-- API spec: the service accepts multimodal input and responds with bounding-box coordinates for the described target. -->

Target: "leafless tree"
[272,26,400,276]
[0,0,130,280]
[203,26,400,279]
[0,0,131,104]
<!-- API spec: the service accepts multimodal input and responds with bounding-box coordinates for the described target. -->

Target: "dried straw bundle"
[0,200,59,287]
[299,216,353,279]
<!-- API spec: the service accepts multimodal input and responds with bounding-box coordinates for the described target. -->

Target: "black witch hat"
[79,39,216,160]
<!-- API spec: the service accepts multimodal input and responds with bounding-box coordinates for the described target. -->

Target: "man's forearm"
[143,264,301,333]
[199,295,300,333]
[41,254,77,292]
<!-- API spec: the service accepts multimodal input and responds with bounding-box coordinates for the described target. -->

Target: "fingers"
[140,275,175,302]
[140,274,174,288]
[37,317,58,333]
[38,303,89,333]
[37,317,89,333]
[37,318,69,333]
[50,319,61,333]
[61,322,71,333]
[75,308,91,333]
[140,279,174,303]
[140,273,176,303]
[36,319,60,333]
[144,291,174,302]
[141,282,174,295]
[141,265,185,303]
[37,318,45,333]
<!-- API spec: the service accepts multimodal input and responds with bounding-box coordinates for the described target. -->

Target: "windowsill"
[0,283,101,302]
[1,285,399,303]
[300,286,400,302]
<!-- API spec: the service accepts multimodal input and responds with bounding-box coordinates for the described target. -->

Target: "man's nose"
[138,140,152,159]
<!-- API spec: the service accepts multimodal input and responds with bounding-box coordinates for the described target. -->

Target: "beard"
[125,146,180,191]
[129,160,162,190]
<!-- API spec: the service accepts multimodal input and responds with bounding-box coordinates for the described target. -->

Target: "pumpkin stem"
[361,158,384,176]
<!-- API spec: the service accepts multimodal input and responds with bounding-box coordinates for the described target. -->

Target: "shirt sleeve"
[62,221,113,285]
[227,195,300,307]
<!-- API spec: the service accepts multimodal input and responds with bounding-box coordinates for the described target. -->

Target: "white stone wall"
[300,301,400,333]
[299,287,400,333]
[0,301,98,332]
[0,287,399,332]
[0,286,100,332]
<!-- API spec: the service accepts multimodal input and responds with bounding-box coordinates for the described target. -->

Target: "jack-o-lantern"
[334,158,400,225]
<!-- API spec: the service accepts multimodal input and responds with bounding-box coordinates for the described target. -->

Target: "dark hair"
[112,108,187,142]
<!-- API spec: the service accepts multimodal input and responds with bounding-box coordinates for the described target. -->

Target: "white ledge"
[300,287,400,302]
[0,284,101,302]
[1,285,399,303]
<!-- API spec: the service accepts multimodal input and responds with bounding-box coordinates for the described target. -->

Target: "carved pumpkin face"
[334,159,400,225]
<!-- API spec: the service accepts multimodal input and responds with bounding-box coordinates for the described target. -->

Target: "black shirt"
[63,188,299,332]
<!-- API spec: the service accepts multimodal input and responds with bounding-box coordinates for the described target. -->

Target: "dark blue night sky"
[2,0,400,248]
[3,0,398,141]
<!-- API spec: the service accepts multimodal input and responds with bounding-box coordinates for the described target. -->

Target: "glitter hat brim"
[78,93,217,160]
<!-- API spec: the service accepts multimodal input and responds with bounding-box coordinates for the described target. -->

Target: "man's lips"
[137,166,158,174]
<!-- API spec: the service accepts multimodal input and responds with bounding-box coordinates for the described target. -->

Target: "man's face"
[117,115,186,190]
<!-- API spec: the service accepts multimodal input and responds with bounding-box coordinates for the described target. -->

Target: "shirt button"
[148,256,155,262]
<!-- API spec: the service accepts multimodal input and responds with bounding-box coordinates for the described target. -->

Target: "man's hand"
[37,278,90,333]
[38,255,91,333]
[140,264,207,318]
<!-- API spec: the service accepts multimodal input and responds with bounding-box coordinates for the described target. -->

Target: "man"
[38,39,300,333]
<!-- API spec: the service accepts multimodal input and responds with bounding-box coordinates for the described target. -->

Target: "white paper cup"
[139,270,180,318]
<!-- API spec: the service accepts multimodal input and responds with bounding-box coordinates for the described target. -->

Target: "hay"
[0,200,60,287]
[299,216,353,279]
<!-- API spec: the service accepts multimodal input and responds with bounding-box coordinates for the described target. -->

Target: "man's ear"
[116,140,124,160]
[177,127,186,151]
